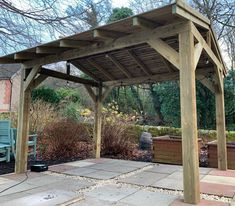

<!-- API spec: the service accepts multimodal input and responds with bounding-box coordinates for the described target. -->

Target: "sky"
[112,0,129,7]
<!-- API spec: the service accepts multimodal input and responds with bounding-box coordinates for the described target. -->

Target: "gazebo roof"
[0,0,226,86]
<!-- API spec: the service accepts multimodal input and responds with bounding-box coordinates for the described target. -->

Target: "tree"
[107,7,133,23]
[0,0,73,54]
[66,0,112,29]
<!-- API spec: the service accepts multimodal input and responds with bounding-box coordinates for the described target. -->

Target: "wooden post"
[215,77,227,170]
[94,84,102,158]
[179,23,200,204]
[15,67,31,173]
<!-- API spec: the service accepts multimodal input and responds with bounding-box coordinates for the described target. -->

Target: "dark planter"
[207,140,235,169]
[152,135,202,165]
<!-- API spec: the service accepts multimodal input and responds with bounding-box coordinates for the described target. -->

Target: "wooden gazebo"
[0,0,227,204]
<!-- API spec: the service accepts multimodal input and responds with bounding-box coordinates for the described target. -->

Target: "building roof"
[0,0,226,86]
[0,64,21,79]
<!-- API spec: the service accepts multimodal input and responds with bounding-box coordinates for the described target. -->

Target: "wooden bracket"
[147,38,180,70]
[24,65,41,91]
[194,42,203,70]
[196,74,216,93]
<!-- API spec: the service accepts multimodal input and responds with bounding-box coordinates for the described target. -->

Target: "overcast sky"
[112,0,129,7]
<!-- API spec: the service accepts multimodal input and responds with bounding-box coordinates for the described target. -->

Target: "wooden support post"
[215,77,227,170]
[94,84,102,158]
[15,67,31,173]
[179,23,200,204]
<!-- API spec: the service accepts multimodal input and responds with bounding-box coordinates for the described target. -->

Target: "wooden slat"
[179,23,200,204]
[106,54,132,78]
[127,50,151,75]
[39,68,99,87]
[147,38,180,70]
[88,59,114,80]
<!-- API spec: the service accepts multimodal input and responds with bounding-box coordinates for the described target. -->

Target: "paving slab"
[70,196,115,206]
[209,169,235,178]
[146,164,180,174]
[63,167,99,176]
[200,182,235,197]
[48,164,76,173]
[84,184,138,202]
[201,175,235,186]
[167,171,205,180]
[82,170,121,180]
[170,198,230,206]
[2,172,45,181]
[89,164,138,174]
[0,177,15,185]
[152,177,183,190]
[1,189,80,206]
[65,161,96,167]
[119,171,168,186]
[120,189,177,206]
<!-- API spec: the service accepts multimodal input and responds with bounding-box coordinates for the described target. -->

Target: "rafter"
[93,29,126,39]
[127,50,151,75]
[132,17,159,29]
[60,40,92,48]
[106,54,132,78]
[36,47,67,54]
[88,58,114,80]
[14,53,38,60]
[147,38,180,70]
[18,22,186,68]
[71,61,100,81]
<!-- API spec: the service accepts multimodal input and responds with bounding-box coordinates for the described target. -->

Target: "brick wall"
[0,79,11,112]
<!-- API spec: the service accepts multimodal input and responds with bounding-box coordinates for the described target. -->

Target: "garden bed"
[152,135,202,165]
[207,140,235,169]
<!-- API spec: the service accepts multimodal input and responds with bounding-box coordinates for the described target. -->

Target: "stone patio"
[0,158,234,205]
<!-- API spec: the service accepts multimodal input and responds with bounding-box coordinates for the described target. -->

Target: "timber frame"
[0,0,227,204]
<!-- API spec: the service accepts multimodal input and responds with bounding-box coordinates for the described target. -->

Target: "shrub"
[101,102,135,156]
[32,86,61,104]
[30,100,60,133]
[38,119,92,160]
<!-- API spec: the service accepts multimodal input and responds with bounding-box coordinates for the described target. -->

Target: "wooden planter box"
[207,141,235,169]
[152,135,202,165]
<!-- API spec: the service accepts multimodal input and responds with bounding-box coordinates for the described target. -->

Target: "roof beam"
[93,29,127,40]
[132,17,159,29]
[104,67,214,87]
[36,47,66,54]
[14,53,39,60]
[88,58,114,80]
[21,21,187,68]
[127,50,151,75]
[60,39,92,48]
[0,58,22,63]
[39,68,99,87]
[147,38,180,70]
[106,54,132,78]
